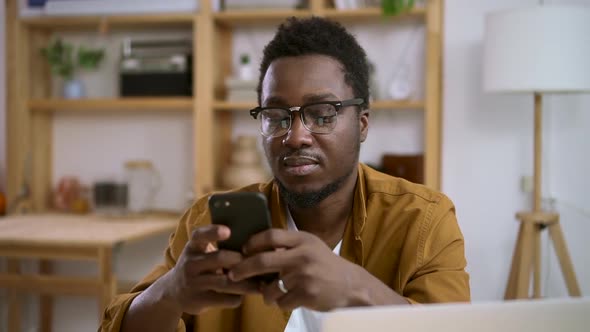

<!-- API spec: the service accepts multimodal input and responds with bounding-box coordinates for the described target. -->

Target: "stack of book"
[222,0,301,11]
[333,0,425,10]
[333,0,381,10]
[20,0,198,16]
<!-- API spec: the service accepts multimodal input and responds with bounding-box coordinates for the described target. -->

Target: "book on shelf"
[20,0,199,16]
[222,0,301,11]
[19,0,43,16]
[333,0,381,10]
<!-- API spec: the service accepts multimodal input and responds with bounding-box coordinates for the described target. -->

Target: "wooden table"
[0,213,178,332]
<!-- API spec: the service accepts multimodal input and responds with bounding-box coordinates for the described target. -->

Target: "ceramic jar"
[221,136,269,189]
[63,78,85,99]
[124,160,161,214]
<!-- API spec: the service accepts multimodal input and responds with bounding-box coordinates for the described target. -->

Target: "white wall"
[443,0,590,301]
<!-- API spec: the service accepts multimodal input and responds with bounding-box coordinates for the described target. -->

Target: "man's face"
[259,55,369,207]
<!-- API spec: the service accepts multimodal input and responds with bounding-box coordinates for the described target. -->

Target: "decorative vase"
[63,78,85,99]
[237,53,255,81]
[388,65,413,101]
[221,136,269,189]
[54,176,82,212]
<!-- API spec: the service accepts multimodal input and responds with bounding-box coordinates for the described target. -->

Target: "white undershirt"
[283,207,343,332]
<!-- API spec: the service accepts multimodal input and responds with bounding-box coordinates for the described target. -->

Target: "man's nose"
[282,113,313,148]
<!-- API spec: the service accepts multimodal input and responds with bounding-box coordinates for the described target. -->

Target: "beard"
[275,167,354,209]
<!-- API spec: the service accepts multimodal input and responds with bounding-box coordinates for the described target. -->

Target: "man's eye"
[305,105,336,127]
[263,112,290,129]
[315,115,336,126]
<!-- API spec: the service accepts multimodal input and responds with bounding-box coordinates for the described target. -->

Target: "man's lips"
[281,156,320,176]
[283,155,319,166]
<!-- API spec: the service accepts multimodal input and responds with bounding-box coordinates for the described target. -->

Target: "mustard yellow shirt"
[100,164,470,332]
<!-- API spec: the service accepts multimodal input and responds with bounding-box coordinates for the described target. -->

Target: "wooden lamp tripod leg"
[548,221,581,296]
[505,223,525,299]
[533,224,542,298]
[515,221,535,299]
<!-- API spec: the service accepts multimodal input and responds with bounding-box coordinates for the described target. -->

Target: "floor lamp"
[483,5,590,299]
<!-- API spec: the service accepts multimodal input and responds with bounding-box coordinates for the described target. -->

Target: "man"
[100,17,469,332]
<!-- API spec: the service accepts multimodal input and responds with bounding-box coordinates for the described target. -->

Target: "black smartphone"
[208,192,278,283]
[208,192,272,251]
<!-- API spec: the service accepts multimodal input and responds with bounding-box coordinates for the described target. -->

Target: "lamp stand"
[504,93,581,299]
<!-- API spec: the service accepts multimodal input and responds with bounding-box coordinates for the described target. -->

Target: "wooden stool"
[504,211,581,299]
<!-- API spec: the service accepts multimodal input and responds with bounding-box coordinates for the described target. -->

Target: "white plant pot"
[238,64,255,81]
[63,79,85,99]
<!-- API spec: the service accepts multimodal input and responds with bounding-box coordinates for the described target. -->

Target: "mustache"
[279,150,322,162]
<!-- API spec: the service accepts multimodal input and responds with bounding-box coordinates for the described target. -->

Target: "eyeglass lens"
[260,103,338,137]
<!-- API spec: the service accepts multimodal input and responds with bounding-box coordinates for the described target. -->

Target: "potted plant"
[382,0,416,16]
[238,53,255,81]
[40,38,105,99]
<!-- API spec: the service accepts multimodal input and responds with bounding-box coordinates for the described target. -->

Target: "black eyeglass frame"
[249,98,365,137]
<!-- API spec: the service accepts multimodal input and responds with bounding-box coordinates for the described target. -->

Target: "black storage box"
[119,38,193,97]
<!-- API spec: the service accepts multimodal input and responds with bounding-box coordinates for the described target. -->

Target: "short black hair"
[257,16,370,109]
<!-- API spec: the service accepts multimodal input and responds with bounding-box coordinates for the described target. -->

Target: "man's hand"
[227,229,373,312]
[121,224,261,332]
[164,225,260,315]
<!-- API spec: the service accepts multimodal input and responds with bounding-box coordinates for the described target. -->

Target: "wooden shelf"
[213,100,424,111]
[29,98,193,112]
[20,13,194,30]
[324,7,426,21]
[214,9,312,27]
[214,101,256,111]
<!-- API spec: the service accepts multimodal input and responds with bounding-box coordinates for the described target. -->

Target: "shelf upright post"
[424,0,443,190]
[194,0,216,196]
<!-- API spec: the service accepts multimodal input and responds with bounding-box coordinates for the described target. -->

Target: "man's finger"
[260,277,291,305]
[242,229,304,255]
[191,274,261,295]
[187,224,231,252]
[185,250,244,276]
[275,288,306,312]
[197,290,244,309]
[228,249,295,282]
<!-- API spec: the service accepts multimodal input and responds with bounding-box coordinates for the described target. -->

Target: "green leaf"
[382,0,415,16]
[78,47,105,70]
[40,38,105,78]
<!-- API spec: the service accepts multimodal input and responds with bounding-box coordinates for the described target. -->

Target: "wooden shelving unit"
[213,9,312,27]
[20,13,194,30]
[214,99,425,112]
[29,98,193,112]
[323,6,426,20]
[213,101,256,111]
[5,0,444,212]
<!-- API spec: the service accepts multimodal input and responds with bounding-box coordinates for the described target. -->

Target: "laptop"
[321,297,590,332]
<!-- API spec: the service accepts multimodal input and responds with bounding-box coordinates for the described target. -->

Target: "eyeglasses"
[249,98,365,138]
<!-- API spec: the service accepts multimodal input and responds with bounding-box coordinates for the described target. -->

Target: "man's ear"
[359,109,369,143]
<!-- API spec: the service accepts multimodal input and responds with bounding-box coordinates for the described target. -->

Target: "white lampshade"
[483,6,590,93]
